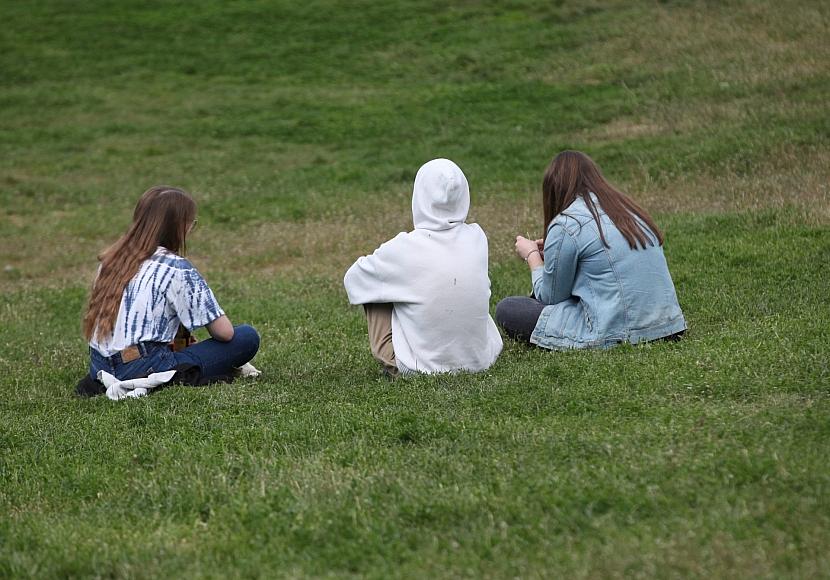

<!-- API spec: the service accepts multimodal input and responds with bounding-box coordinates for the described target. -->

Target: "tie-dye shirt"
[90,247,225,357]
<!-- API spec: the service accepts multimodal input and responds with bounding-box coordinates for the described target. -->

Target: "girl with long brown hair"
[495,151,686,349]
[84,186,259,384]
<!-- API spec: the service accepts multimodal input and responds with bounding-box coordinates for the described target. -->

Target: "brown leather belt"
[120,345,142,363]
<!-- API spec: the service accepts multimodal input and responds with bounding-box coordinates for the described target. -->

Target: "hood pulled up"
[411,158,470,231]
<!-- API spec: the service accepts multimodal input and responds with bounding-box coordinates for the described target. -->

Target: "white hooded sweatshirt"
[344,159,503,374]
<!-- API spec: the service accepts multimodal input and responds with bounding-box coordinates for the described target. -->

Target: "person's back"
[83,186,260,392]
[497,150,685,349]
[89,247,222,357]
[385,223,499,373]
[344,159,502,375]
[539,195,684,347]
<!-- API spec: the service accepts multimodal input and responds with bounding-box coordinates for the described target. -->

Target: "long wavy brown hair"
[83,186,196,341]
[542,150,662,249]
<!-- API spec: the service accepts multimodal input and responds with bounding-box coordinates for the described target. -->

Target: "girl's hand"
[535,238,545,258]
[515,236,539,261]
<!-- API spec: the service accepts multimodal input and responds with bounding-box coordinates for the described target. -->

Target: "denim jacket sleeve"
[531,221,578,305]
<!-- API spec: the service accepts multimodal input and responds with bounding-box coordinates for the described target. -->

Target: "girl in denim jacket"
[496,151,686,349]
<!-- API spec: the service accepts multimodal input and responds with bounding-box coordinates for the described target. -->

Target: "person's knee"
[234,324,260,357]
[495,297,516,328]
[496,296,539,342]
[370,338,394,363]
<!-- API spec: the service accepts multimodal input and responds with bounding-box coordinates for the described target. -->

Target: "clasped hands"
[514,236,545,267]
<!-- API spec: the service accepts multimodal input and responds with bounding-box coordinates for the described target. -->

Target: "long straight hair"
[83,186,196,341]
[542,150,663,249]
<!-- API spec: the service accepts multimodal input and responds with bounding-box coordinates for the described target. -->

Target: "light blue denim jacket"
[530,195,686,349]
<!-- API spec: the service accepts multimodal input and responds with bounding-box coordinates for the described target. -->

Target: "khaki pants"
[363,303,398,377]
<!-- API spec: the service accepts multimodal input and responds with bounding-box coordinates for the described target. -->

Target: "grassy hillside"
[1,0,828,577]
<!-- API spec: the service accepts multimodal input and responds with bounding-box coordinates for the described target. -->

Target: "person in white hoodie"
[343,158,503,377]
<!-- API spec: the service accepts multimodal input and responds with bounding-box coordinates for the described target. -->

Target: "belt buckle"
[121,345,141,363]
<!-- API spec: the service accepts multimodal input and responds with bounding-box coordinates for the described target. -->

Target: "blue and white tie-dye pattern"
[90,247,225,357]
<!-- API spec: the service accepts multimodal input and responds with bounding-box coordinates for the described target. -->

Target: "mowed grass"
[1,0,829,577]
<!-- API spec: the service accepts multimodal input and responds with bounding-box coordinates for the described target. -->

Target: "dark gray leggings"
[495,296,546,343]
[496,296,687,346]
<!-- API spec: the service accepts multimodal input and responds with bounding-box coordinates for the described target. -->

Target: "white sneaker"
[234,362,262,378]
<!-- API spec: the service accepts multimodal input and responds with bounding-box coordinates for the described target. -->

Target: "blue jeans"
[89,324,260,381]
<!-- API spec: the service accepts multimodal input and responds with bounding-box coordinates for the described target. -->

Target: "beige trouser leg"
[363,303,398,377]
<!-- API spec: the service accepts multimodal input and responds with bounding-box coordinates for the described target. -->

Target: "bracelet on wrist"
[524,249,541,262]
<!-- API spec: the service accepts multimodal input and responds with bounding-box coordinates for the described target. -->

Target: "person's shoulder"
[462,222,485,235]
[550,212,584,234]
[566,197,596,218]
[150,247,195,271]
[377,231,413,250]
[455,223,490,245]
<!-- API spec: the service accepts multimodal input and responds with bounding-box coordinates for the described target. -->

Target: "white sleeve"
[343,234,409,305]
[170,266,225,330]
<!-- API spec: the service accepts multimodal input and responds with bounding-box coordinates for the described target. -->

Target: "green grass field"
[1,0,829,577]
